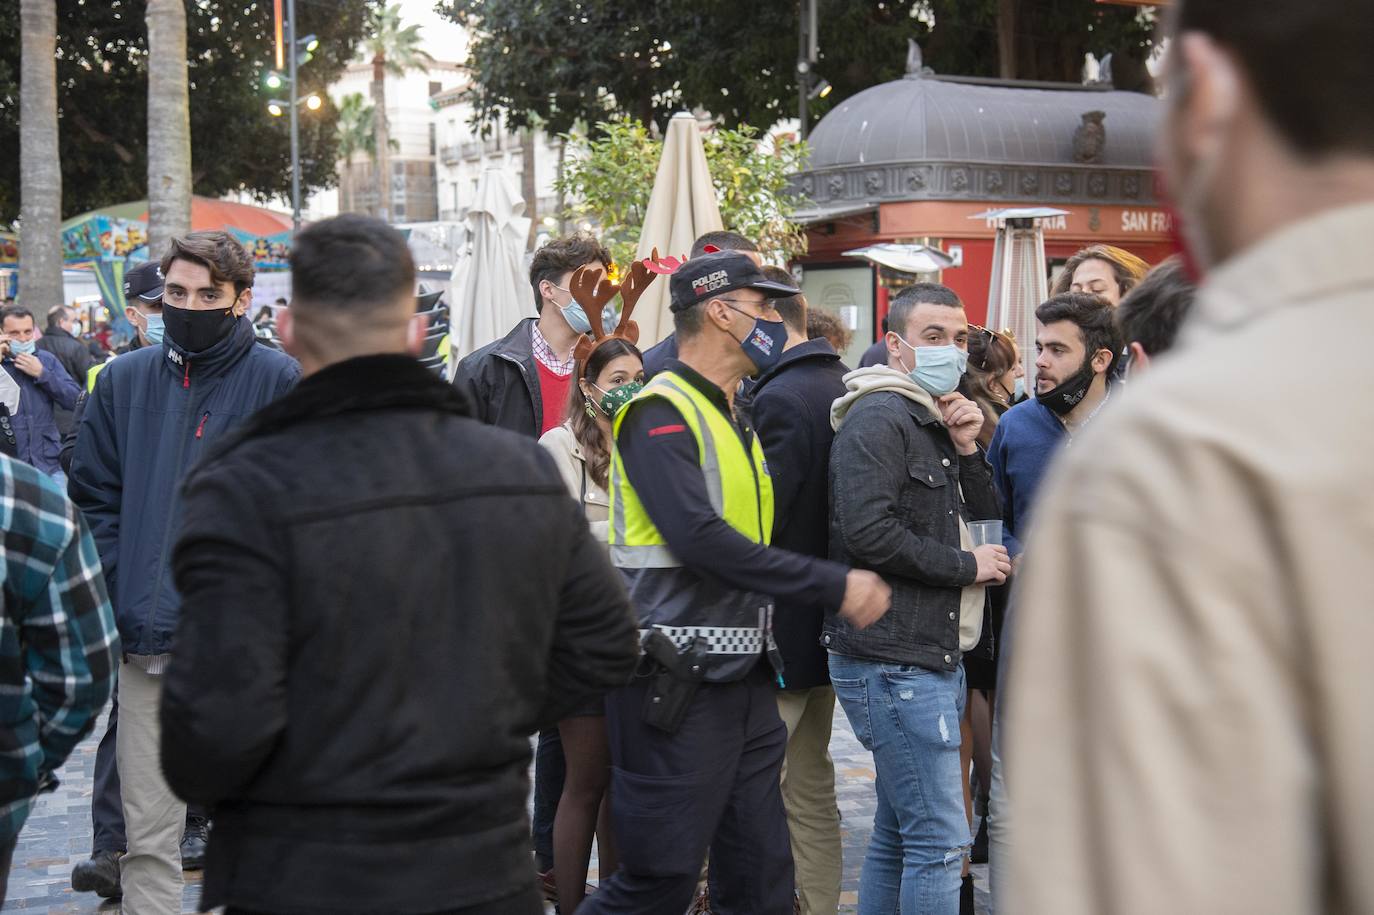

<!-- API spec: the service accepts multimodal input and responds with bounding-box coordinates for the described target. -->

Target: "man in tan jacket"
[1003,1,1374,913]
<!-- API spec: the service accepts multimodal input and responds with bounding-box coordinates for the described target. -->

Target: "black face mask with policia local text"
[162,300,239,354]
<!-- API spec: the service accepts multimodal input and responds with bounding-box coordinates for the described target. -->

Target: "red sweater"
[536,361,573,435]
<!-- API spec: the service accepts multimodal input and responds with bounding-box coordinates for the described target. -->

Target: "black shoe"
[71,849,122,898]
[181,813,209,870]
[971,814,989,864]
[960,874,975,915]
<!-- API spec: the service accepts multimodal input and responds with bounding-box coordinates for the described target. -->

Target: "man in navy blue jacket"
[987,293,1121,558]
[69,231,299,913]
[0,306,80,480]
[745,270,849,915]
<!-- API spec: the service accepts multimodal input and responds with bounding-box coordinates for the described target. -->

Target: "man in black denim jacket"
[824,283,1010,914]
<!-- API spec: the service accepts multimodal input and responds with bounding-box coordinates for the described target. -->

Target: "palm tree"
[146,0,191,258]
[335,93,377,214]
[18,0,63,311]
[363,4,434,222]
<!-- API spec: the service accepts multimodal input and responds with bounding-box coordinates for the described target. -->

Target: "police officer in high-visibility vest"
[582,252,891,914]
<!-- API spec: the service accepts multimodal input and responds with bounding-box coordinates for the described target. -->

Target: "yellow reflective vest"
[609,370,779,682]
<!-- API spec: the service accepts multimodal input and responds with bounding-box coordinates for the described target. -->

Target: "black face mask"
[1037,355,1098,416]
[162,300,239,354]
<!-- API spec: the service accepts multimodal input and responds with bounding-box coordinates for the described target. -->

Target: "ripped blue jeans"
[830,653,969,915]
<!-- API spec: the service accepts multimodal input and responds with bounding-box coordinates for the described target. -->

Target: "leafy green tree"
[0,0,373,224]
[362,4,435,222]
[437,0,1155,135]
[556,117,808,269]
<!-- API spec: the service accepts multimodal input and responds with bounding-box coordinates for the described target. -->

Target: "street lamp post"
[266,0,319,234]
[287,0,301,234]
[797,0,817,139]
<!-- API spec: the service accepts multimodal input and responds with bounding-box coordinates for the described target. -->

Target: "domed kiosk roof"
[809,73,1158,170]
[794,66,1162,218]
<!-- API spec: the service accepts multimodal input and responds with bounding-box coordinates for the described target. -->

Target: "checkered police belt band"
[639,625,765,655]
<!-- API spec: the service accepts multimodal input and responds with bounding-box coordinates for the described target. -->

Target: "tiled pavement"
[2,707,990,913]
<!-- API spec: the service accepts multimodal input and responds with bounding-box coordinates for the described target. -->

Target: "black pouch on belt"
[639,630,709,734]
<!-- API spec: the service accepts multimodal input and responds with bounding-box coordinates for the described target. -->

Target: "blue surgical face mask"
[559,300,592,335]
[142,311,165,345]
[550,283,593,334]
[9,339,35,357]
[1013,376,1026,401]
[893,334,969,397]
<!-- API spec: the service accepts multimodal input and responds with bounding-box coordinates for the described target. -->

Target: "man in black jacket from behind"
[746,268,848,915]
[159,215,640,915]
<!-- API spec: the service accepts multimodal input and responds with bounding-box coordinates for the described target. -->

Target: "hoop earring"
[584,397,598,419]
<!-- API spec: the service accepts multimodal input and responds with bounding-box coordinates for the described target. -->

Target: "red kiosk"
[792,52,1168,364]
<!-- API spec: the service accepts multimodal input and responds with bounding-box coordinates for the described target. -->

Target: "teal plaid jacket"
[0,455,118,845]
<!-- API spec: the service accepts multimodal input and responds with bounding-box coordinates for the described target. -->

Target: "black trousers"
[581,664,794,915]
[531,727,564,871]
[91,690,124,853]
[0,831,15,908]
[224,884,543,915]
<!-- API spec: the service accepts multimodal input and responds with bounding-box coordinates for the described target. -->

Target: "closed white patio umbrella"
[632,112,723,346]
[449,168,532,363]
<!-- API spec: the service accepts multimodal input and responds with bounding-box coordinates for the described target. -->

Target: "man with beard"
[70,231,299,912]
[986,293,1120,559]
[982,292,1120,905]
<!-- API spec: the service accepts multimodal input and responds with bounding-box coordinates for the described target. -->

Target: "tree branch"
[69,110,136,163]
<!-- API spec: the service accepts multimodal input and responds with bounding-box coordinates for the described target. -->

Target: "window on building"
[428,80,442,98]
[429,122,437,156]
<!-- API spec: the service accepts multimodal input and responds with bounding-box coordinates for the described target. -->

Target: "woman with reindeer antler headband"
[579,250,891,913]
[536,259,650,913]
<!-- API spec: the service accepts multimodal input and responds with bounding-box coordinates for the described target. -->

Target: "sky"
[396,0,468,63]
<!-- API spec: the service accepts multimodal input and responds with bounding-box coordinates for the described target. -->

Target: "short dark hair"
[1035,293,1123,373]
[1115,256,1197,357]
[529,233,611,313]
[690,231,758,258]
[1174,0,1374,159]
[162,230,256,295]
[289,214,415,313]
[888,283,963,339]
[0,306,34,326]
[275,297,288,306]
[761,265,805,334]
[46,304,71,327]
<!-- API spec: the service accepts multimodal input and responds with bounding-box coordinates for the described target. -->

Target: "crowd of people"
[1,1,1370,913]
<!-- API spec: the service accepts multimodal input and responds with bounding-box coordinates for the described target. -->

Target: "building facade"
[431,86,564,236]
[331,60,468,224]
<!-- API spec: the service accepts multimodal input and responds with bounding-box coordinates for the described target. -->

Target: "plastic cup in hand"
[968,520,1003,547]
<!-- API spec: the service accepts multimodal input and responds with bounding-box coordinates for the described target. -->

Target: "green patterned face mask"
[593,380,643,417]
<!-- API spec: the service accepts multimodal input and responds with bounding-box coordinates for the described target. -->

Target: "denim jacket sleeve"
[830,397,978,588]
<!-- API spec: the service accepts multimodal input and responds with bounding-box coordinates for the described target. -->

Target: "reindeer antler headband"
[570,247,689,364]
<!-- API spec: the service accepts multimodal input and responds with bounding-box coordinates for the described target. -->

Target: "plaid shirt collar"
[530,322,576,376]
